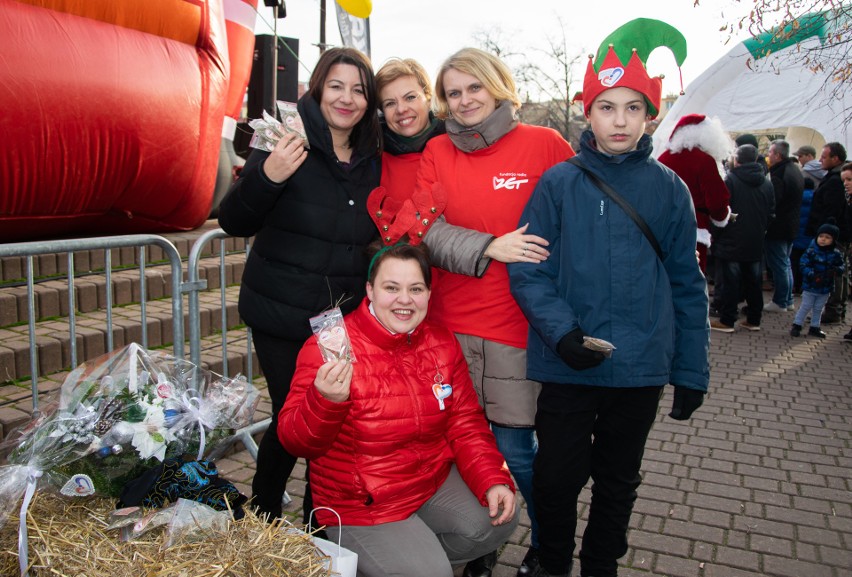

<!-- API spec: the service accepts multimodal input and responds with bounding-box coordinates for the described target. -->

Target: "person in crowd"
[709,144,775,333]
[806,143,849,323]
[658,114,733,273]
[763,140,804,313]
[794,144,827,186]
[217,47,382,522]
[708,256,725,317]
[735,133,768,174]
[790,219,845,338]
[412,46,575,577]
[375,58,445,202]
[791,177,816,294]
[841,162,852,341]
[644,119,660,135]
[508,20,710,577]
[278,241,518,577]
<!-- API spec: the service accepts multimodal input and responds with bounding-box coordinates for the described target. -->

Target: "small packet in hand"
[582,336,616,358]
[310,308,356,363]
[276,100,310,149]
[248,110,287,152]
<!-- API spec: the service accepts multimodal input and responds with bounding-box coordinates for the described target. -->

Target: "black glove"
[669,386,705,420]
[557,328,606,370]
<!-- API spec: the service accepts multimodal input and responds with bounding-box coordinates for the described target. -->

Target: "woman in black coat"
[218,47,381,520]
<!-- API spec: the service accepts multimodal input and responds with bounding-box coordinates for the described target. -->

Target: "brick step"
[0,326,263,442]
[0,283,245,383]
[196,329,260,380]
[0,252,247,328]
[0,220,243,285]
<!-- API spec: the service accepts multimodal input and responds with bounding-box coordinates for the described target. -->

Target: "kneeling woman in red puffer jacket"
[279,241,518,577]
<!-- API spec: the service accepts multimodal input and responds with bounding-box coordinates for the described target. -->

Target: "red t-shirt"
[380,150,422,203]
[417,124,574,348]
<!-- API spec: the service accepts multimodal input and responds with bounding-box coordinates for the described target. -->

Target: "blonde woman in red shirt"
[414,47,575,577]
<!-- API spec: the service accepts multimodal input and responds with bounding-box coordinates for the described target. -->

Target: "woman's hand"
[483,223,550,264]
[262,135,308,184]
[484,484,516,526]
[314,359,352,403]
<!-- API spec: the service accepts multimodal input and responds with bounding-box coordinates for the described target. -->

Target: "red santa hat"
[669,113,706,138]
[665,114,734,161]
[579,18,687,119]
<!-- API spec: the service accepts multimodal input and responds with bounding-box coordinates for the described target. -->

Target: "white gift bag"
[310,507,358,577]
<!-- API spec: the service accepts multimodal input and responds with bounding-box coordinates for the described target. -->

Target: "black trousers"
[718,258,763,326]
[250,331,310,519]
[534,384,663,577]
[791,246,805,294]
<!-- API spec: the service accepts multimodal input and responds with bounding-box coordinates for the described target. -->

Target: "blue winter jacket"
[799,239,844,294]
[508,131,710,392]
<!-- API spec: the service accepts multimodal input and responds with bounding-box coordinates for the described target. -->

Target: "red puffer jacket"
[279,299,513,527]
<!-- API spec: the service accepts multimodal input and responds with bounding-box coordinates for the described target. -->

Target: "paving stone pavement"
[218,299,852,577]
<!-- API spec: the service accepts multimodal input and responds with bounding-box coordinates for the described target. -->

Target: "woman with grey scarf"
[412,47,574,577]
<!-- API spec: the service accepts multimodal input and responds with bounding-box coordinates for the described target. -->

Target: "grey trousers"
[326,466,519,577]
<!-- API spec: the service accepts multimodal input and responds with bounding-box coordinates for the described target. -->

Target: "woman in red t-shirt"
[415,47,575,577]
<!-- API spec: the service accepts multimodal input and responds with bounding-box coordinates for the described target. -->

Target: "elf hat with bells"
[579,18,687,120]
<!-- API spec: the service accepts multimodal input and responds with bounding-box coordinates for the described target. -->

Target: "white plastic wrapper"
[310,308,357,363]
[582,336,616,358]
[276,100,309,146]
[164,498,230,548]
[0,343,261,518]
[248,103,310,152]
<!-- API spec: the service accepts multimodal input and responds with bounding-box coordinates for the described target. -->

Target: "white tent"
[654,10,851,155]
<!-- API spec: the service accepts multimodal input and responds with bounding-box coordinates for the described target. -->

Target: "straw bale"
[0,494,333,577]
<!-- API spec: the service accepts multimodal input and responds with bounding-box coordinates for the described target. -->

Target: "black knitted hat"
[735,133,758,147]
[817,218,840,242]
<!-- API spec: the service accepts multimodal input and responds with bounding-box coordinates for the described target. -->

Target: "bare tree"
[514,21,587,147]
[472,20,587,147]
[707,0,851,122]
[470,27,525,62]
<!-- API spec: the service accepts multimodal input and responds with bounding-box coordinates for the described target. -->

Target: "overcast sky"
[253,0,762,98]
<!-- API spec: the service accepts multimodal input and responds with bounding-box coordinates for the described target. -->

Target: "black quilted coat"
[218,95,380,340]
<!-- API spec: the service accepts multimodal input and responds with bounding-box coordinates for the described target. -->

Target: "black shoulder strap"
[566,156,664,261]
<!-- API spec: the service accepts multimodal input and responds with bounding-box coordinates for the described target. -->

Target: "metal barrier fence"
[0,235,184,414]
[186,228,270,461]
[0,230,269,459]
[0,229,292,576]
[186,228,253,376]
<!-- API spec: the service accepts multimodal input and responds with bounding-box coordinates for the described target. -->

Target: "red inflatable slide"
[0,0,237,242]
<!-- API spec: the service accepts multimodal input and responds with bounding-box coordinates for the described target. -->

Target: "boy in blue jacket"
[508,19,710,577]
[790,218,845,338]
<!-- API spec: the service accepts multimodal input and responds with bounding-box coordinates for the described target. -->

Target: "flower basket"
[0,343,260,521]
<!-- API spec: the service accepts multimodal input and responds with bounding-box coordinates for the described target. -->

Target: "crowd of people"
[216,16,850,577]
[697,135,852,341]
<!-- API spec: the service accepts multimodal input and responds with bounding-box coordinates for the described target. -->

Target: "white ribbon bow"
[18,466,43,577]
[179,390,218,461]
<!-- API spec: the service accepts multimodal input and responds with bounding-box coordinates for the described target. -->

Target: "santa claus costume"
[658,114,733,272]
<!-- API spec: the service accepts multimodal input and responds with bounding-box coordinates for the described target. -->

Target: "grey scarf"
[445,100,519,153]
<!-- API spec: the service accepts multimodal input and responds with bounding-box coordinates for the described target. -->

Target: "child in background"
[791,218,845,337]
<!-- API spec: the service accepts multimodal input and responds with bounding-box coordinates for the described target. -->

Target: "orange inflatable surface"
[0,0,231,242]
